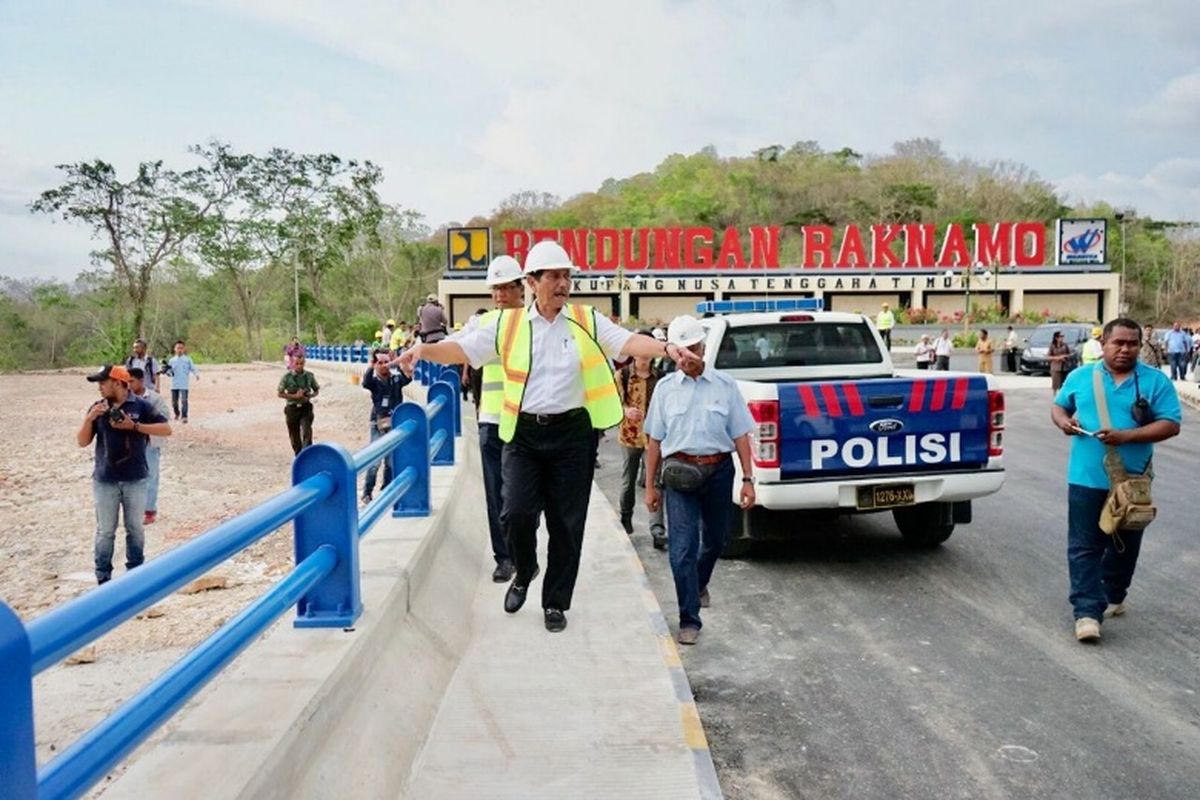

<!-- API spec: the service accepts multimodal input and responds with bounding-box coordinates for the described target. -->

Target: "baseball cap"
[86,364,132,384]
[667,316,706,347]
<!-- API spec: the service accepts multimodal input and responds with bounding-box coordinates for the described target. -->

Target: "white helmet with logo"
[523,240,578,275]
[667,315,706,348]
[486,255,524,286]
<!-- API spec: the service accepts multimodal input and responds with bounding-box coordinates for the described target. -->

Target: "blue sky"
[2,0,1197,281]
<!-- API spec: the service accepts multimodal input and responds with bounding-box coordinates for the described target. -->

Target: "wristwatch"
[741,476,754,484]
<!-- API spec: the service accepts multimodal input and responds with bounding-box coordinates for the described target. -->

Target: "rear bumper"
[751,468,1005,511]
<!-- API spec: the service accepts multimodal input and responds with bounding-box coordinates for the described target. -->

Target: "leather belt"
[518,408,587,426]
[670,452,729,465]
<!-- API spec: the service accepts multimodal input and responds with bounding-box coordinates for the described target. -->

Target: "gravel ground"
[0,362,373,790]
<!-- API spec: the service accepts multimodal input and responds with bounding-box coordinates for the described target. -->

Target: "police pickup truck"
[694,299,1005,556]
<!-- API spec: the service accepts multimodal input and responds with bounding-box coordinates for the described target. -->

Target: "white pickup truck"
[691,300,1006,556]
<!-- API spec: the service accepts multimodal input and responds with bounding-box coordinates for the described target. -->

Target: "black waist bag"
[661,456,719,493]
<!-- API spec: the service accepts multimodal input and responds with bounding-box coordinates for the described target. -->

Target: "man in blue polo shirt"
[1051,318,1181,643]
[77,364,172,584]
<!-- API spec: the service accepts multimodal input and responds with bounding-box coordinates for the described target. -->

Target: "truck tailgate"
[778,375,992,480]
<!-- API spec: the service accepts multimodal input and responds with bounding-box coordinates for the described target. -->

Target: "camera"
[107,407,126,424]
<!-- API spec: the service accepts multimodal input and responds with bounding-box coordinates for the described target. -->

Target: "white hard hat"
[523,240,577,275]
[486,255,524,286]
[651,327,666,341]
[667,315,706,348]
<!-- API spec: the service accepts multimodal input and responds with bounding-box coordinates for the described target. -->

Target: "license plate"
[856,483,916,510]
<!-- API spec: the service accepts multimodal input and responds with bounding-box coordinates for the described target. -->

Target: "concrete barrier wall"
[105,433,488,799]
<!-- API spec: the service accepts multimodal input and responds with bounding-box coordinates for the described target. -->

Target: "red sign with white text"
[501,222,1048,270]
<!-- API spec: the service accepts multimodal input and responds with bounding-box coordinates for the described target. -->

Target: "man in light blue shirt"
[1051,318,1181,643]
[166,340,200,423]
[1163,322,1192,381]
[645,316,757,646]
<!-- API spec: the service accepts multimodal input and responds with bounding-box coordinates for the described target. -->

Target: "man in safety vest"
[875,302,896,350]
[1081,326,1103,364]
[397,241,695,633]
[465,255,525,583]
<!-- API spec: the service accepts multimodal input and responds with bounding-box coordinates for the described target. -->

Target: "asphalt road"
[594,386,1199,800]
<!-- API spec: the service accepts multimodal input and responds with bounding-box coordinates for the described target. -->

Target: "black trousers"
[284,403,314,454]
[501,409,594,611]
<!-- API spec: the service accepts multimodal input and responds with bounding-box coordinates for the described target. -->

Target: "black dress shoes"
[503,566,539,613]
[492,559,515,583]
[620,514,633,534]
[544,608,567,632]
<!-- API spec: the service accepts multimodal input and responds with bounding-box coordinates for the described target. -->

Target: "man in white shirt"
[934,329,953,370]
[398,241,693,633]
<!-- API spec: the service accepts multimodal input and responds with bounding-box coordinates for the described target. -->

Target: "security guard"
[875,302,896,350]
[467,255,525,583]
[398,241,693,632]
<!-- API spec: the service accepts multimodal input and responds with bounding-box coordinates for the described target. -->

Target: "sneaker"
[699,589,711,609]
[143,510,157,525]
[1104,602,1127,618]
[1075,617,1101,642]
[361,492,373,504]
[181,418,188,424]
[677,627,700,645]
[652,533,667,551]
[619,514,633,535]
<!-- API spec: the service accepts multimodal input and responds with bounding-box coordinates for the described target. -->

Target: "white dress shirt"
[455,303,633,414]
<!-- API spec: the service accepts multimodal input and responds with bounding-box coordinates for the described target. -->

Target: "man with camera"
[1051,318,1181,643]
[644,316,757,646]
[277,354,319,455]
[360,348,411,502]
[77,364,172,584]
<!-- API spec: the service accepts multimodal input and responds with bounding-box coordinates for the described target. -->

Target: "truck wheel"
[892,503,955,547]
[721,506,754,559]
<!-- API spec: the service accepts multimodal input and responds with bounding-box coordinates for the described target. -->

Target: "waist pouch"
[661,456,719,493]
[1099,471,1156,535]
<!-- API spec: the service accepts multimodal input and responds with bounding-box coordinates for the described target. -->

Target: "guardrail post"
[419,359,431,387]
[427,380,456,465]
[390,403,430,517]
[0,602,36,798]
[437,367,463,436]
[291,443,362,628]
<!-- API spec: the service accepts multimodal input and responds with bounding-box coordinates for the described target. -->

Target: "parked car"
[1019,323,1095,376]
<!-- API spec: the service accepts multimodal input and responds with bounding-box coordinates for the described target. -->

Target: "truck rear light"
[779,314,814,323]
[747,400,780,468]
[987,390,1005,457]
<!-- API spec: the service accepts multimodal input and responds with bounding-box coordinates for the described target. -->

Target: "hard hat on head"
[386,319,396,326]
[426,294,438,304]
[486,255,524,286]
[1092,326,1103,338]
[374,330,383,338]
[667,315,706,348]
[651,327,666,341]
[523,240,577,275]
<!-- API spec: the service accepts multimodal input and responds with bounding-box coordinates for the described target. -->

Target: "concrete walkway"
[406,483,722,800]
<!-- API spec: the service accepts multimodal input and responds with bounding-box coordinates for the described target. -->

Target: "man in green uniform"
[277,354,319,454]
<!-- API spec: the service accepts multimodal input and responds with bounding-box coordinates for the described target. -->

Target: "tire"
[721,505,755,559]
[892,503,955,547]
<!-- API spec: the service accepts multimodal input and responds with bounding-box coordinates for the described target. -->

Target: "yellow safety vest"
[497,304,622,442]
[478,310,504,419]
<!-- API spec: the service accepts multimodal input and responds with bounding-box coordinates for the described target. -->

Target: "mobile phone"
[1072,425,1099,437]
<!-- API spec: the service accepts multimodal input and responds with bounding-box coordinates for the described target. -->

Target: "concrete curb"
[617,512,725,799]
[105,434,487,799]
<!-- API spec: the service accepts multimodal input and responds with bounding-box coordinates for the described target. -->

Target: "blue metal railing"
[0,363,460,800]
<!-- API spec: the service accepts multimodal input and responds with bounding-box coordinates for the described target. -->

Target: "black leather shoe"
[544,608,567,632]
[620,514,633,535]
[504,581,529,613]
[492,559,515,583]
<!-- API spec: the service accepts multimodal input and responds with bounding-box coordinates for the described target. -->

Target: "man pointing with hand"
[396,241,697,633]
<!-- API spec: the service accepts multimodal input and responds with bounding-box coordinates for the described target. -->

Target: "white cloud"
[1054,159,1200,220]
[1135,72,1200,132]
